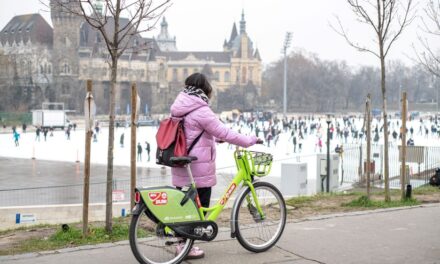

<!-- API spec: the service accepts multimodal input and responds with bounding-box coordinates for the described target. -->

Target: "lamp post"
[436,76,439,113]
[326,115,331,193]
[83,80,96,236]
[282,32,292,117]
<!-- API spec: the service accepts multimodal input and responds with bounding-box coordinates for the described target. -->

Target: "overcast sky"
[0,0,436,67]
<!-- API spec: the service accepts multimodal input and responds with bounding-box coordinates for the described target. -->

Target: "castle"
[0,1,262,114]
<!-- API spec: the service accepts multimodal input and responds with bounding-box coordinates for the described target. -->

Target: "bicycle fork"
[230,182,266,238]
[246,183,266,222]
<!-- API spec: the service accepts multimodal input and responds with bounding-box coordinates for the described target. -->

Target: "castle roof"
[79,16,156,61]
[159,51,231,63]
[0,14,53,47]
[224,11,257,59]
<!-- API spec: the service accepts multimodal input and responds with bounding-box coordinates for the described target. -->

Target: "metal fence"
[0,158,286,207]
[342,144,440,188]
[0,112,32,126]
[0,173,172,207]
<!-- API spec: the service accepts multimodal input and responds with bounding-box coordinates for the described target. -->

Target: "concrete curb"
[288,202,440,224]
[1,202,439,261]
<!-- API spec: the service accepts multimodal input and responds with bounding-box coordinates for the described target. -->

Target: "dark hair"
[185,73,212,97]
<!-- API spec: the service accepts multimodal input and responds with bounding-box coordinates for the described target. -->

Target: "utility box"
[316,154,339,192]
[32,110,68,129]
[280,162,308,197]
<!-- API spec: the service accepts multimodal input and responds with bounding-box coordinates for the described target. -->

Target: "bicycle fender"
[131,203,144,216]
[230,185,250,238]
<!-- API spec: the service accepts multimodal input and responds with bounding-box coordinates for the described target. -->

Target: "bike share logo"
[148,192,168,205]
[220,183,236,205]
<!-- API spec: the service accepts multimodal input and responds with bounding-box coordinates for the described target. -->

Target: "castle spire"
[156,16,177,51]
[229,22,238,43]
[160,17,168,37]
[240,9,246,34]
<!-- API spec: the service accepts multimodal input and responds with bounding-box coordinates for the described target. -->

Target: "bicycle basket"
[246,151,273,177]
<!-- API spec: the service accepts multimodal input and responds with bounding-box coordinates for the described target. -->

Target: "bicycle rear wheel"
[129,204,193,264]
[234,181,286,252]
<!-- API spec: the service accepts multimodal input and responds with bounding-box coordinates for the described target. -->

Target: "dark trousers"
[177,186,211,208]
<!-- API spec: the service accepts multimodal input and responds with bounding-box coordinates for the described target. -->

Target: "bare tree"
[48,0,171,232]
[415,0,440,77]
[332,0,415,201]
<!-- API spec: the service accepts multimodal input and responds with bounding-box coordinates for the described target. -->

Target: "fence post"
[32,145,36,160]
[366,94,371,199]
[130,83,138,210]
[401,91,407,200]
[83,80,94,237]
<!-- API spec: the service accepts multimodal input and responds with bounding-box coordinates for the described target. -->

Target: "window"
[249,67,253,81]
[214,71,220,81]
[183,68,188,78]
[48,65,52,74]
[224,71,230,82]
[242,67,247,83]
[40,65,44,74]
[159,63,165,81]
[96,32,101,43]
[193,68,198,74]
[62,62,71,74]
[235,68,240,83]
[62,83,69,94]
[172,68,178,81]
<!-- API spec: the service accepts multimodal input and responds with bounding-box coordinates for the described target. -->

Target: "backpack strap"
[187,130,204,154]
[172,105,207,155]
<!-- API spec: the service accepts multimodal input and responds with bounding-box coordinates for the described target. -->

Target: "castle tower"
[156,17,177,51]
[239,9,246,34]
[50,0,82,110]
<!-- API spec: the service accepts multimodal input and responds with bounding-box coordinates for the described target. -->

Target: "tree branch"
[330,15,380,58]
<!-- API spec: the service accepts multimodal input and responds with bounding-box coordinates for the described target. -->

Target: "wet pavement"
[0,157,280,207]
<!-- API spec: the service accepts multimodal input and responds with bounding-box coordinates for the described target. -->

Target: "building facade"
[0,4,262,114]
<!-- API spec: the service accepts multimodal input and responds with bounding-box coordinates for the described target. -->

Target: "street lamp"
[282,32,292,117]
[83,80,96,236]
[326,114,331,193]
[436,76,439,113]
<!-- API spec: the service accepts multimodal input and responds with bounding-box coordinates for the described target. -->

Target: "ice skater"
[137,142,142,161]
[35,127,41,141]
[145,141,151,162]
[120,133,125,148]
[13,131,20,146]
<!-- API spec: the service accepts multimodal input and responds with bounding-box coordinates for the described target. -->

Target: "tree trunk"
[380,53,391,202]
[106,57,118,232]
[366,94,371,199]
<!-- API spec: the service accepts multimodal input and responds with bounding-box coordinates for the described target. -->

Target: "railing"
[341,144,440,188]
[0,157,287,207]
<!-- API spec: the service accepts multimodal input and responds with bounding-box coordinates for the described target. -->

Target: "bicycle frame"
[194,150,265,222]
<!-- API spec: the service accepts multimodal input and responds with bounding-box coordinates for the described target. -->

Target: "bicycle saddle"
[170,156,198,165]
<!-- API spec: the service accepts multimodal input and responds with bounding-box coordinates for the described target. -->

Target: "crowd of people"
[220,112,440,154]
[3,112,440,155]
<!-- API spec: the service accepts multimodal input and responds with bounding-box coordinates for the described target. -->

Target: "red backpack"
[156,116,204,167]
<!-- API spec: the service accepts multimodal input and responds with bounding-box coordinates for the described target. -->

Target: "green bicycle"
[129,149,286,264]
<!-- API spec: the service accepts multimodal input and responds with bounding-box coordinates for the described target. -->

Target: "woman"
[170,73,261,259]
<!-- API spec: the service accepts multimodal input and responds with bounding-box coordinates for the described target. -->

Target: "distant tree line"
[261,50,439,113]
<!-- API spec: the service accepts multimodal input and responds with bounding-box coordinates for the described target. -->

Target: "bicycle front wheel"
[129,204,193,264]
[234,181,286,253]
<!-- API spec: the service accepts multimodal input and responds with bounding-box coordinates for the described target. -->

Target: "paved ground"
[1,204,439,264]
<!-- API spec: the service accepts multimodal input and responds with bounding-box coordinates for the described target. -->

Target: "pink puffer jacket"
[170,92,257,188]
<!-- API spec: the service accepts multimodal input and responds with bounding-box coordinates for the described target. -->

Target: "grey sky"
[0,0,435,67]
